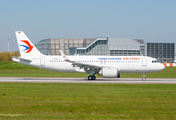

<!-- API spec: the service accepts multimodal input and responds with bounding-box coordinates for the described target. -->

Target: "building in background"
[35,38,175,63]
[145,43,175,63]
[70,38,109,56]
[35,38,95,55]
[70,38,144,56]
[35,38,144,56]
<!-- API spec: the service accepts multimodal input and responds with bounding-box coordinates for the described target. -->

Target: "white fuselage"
[16,55,165,73]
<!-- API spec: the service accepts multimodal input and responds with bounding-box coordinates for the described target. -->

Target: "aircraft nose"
[160,64,165,70]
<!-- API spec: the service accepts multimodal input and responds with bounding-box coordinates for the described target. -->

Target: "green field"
[0,83,176,119]
[0,61,176,78]
[0,62,176,119]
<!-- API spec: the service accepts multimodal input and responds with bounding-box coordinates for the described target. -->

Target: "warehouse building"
[145,43,175,63]
[35,38,95,55]
[71,38,145,56]
[35,38,145,56]
[35,38,175,63]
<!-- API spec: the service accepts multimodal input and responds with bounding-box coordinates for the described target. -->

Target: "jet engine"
[98,68,120,78]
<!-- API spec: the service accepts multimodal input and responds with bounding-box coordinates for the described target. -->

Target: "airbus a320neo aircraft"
[13,31,165,80]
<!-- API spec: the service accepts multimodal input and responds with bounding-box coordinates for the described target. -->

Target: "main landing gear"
[88,75,96,80]
[88,70,96,80]
[142,73,146,81]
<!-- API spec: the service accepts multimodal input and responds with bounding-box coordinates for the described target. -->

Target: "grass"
[0,61,176,78]
[0,61,37,69]
[0,62,176,119]
[0,83,176,119]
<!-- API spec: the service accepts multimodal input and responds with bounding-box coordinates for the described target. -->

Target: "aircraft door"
[40,57,45,66]
[142,56,147,67]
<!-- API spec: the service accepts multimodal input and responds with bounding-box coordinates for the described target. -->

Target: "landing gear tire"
[88,76,92,80]
[88,76,96,80]
[92,76,96,80]
[142,77,146,81]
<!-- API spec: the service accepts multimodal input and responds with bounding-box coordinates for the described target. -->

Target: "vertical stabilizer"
[15,31,43,58]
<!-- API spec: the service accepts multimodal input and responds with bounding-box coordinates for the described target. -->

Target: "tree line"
[0,51,19,61]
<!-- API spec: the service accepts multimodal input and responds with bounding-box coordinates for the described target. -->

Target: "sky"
[0,0,176,52]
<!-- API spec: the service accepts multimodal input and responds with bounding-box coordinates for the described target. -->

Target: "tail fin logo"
[20,40,33,53]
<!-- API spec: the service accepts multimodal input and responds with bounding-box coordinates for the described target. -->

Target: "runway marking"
[0,77,176,84]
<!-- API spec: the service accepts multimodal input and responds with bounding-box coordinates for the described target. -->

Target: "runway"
[0,77,176,84]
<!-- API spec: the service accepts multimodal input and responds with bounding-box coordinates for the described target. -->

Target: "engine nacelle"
[98,68,120,78]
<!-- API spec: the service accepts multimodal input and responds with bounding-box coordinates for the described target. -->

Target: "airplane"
[12,31,165,81]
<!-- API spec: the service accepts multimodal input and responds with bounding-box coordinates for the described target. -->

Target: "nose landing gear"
[142,73,146,81]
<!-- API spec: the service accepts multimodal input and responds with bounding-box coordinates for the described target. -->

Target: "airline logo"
[20,40,33,53]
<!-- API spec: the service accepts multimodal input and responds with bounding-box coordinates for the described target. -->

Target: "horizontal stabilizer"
[12,57,32,62]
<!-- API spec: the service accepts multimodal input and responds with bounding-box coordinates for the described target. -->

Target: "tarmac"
[0,77,176,84]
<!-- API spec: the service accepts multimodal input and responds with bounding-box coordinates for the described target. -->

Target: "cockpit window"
[152,60,159,63]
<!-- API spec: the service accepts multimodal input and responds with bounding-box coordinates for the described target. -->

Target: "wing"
[59,50,102,73]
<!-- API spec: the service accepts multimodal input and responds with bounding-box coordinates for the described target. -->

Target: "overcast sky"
[0,0,176,52]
